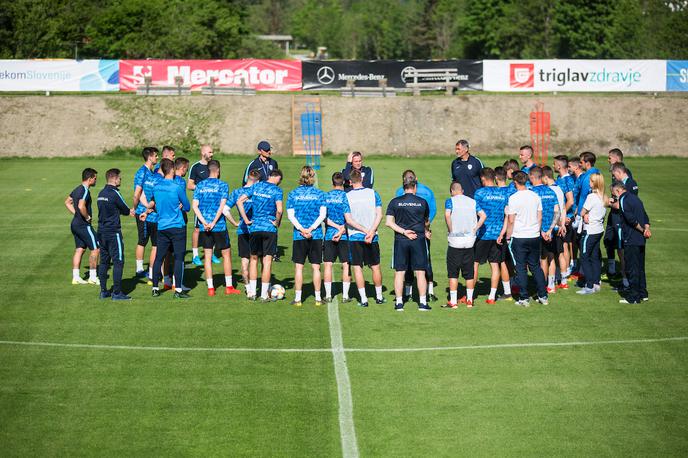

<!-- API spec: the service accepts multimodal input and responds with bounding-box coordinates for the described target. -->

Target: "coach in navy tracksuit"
[612,181,651,304]
[97,168,134,300]
[342,151,374,191]
[451,139,483,198]
[243,140,279,185]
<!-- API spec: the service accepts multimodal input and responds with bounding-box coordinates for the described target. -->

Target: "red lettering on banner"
[119,60,302,91]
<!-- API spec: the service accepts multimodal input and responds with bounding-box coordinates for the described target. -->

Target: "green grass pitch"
[1,154,687,456]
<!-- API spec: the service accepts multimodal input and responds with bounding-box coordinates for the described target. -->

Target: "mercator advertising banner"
[0,60,119,91]
[483,60,666,92]
[119,60,302,91]
[666,60,688,91]
[302,60,483,90]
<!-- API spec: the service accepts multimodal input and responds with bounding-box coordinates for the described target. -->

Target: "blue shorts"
[393,238,428,272]
[71,223,98,250]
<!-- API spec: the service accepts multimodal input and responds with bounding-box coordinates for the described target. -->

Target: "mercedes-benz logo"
[401,66,416,83]
[317,66,335,85]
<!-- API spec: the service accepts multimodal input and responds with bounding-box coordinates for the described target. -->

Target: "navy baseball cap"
[257,140,271,151]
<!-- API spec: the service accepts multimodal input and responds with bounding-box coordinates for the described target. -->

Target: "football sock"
[192,248,199,258]
[548,275,555,289]
[206,278,214,289]
[148,267,153,278]
[315,290,322,301]
[404,284,412,297]
[502,281,512,295]
[428,282,434,296]
[489,288,497,300]
[294,290,302,302]
[467,289,474,302]
[622,277,630,288]
[342,281,350,299]
[260,283,270,299]
[324,282,332,298]
[225,275,232,287]
[375,286,383,300]
[164,275,171,286]
[249,280,257,296]
[136,260,144,272]
[419,294,427,305]
[89,269,97,280]
[72,269,80,280]
[358,288,367,304]
[396,296,403,305]
[450,290,458,305]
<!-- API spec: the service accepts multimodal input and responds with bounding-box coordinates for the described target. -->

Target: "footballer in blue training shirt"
[323,172,352,303]
[224,169,260,293]
[138,163,163,283]
[152,146,175,174]
[187,144,215,266]
[494,166,515,300]
[237,169,283,301]
[473,168,507,303]
[193,160,241,297]
[519,145,536,174]
[133,147,158,277]
[553,155,575,279]
[287,166,327,306]
[149,158,191,299]
[64,167,100,285]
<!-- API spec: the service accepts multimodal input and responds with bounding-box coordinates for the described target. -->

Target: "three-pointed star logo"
[317,66,335,85]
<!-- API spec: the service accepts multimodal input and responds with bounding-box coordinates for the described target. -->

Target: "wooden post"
[144,75,152,95]
[346,79,355,97]
[174,76,184,95]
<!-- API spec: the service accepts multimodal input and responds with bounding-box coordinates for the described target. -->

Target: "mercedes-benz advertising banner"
[302,60,483,90]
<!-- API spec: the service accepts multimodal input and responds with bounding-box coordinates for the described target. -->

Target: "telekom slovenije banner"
[0,60,119,91]
[119,59,302,91]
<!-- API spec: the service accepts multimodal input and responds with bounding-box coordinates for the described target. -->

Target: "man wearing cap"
[243,141,279,185]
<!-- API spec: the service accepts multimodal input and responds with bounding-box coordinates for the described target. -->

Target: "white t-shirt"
[506,189,542,239]
[582,193,606,235]
[549,184,565,228]
[446,194,477,249]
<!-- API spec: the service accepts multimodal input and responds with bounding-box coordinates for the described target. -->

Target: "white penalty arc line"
[327,297,360,458]
[0,336,686,354]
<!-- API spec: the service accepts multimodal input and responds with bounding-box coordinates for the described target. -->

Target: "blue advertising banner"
[666,60,688,91]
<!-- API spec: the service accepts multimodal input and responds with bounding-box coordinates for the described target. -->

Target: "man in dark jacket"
[611,182,651,304]
[450,139,483,198]
[342,151,374,191]
[97,168,134,300]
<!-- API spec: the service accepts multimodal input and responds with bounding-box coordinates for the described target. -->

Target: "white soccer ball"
[270,284,286,300]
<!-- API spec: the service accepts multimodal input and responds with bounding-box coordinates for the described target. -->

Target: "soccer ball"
[270,284,286,300]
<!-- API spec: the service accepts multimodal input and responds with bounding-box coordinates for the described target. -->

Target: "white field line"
[327,298,360,458]
[0,336,686,354]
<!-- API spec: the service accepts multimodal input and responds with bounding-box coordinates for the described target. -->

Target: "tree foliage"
[0,0,686,59]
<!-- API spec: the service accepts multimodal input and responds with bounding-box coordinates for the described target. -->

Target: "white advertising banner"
[0,60,119,91]
[484,60,666,92]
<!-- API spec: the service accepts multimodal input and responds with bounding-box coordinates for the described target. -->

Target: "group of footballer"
[66,139,651,308]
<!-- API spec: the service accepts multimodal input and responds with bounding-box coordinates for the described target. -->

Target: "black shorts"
[562,221,574,243]
[237,233,251,258]
[393,238,428,272]
[136,218,158,246]
[447,246,475,280]
[474,239,501,264]
[604,223,623,250]
[71,224,98,250]
[323,239,349,263]
[249,231,277,257]
[292,239,323,264]
[199,230,230,251]
[541,237,559,257]
[498,240,508,263]
[349,241,380,267]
